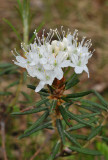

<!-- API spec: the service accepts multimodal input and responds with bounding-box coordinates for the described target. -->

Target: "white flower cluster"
[13,27,94,92]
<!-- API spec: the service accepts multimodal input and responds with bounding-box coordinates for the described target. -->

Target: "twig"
[0,121,8,160]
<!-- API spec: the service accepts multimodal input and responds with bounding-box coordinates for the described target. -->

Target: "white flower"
[13,27,94,92]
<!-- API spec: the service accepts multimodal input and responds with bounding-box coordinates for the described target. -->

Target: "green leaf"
[17,0,22,11]
[0,66,18,76]
[46,126,54,130]
[56,119,65,144]
[11,106,48,115]
[27,84,35,90]
[65,73,79,90]
[66,111,93,127]
[48,141,60,160]
[21,91,32,102]
[76,112,100,119]
[40,95,50,108]
[71,134,88,140]
[88,125,102,140]
[64,131,81,147]
[76,104,100,113]
[25,111,49,133]
[50,100,57,113]
[64,102,73,108]
[0,91,12,96]
[67,118,98,131]
[39,91,49,96]
[3,18,22,41]
[0,63,13,68]
[29,21,45,43]
[7,80,19,89]
[69,146,101,156]
[35,98,49,107]
[79,99,107,111]
[16,0,22,16]
[59,105,71,126]
[102,137,108,142]
[93,90,108,107]
[65,90,93,98]
[19,121,52,139]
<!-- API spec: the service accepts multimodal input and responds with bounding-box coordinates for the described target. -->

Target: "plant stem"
[0,121,8,160]
[23,0,29,45]
[23,17,29,45]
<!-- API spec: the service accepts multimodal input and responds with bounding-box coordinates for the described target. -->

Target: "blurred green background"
[0,0,108,159]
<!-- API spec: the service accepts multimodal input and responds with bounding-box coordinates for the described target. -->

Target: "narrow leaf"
[71,134,88,140]
[11,106,48,115]
[76,104,100,113]
[65,73,79,90]
[0,66,18,76]
[25,111,49,133]
[59,105,71,126]
[0,63,13,68]
[50,100,57,113]
[76,112,100,119]
[64,131,81,147]
[0,91,12,96]
[21,91,32,102]
[16,0,22,15]
[69,146,101,155]
[3,18,22,41]
[66,111,93,127]
[102,137,108,142]
[7,80,19,89]
[39,91,49,96]
[56,119,65,144]
[67,118,98,131]
[88,125,102,140]
[19,121,52,139]
[79,99,107,111]
[35,98,49,107]
[65,90,93,98]
[27,84,35,90]
[48,141,60,160]
[29,21,45,43]
[93,90,108,107]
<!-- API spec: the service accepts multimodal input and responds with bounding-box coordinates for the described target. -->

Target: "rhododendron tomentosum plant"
[12,27,108,159]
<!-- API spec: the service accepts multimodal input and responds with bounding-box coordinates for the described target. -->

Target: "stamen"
[14,48,20,55]
[46,29,53,43]
[11,50,16,57]
[34,30,41,46]
[80,37,86,46]
[55,28,61,41]
[21,43,27,53]
[49,30,54,43]
[61,26,65,38]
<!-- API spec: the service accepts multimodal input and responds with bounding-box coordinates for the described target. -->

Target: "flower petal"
[84,65,89,78]
[74,66,83,74]
[54,67,63,80]
[60,60,72,68]
[16,56,26,63]
[35,81,45,92]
